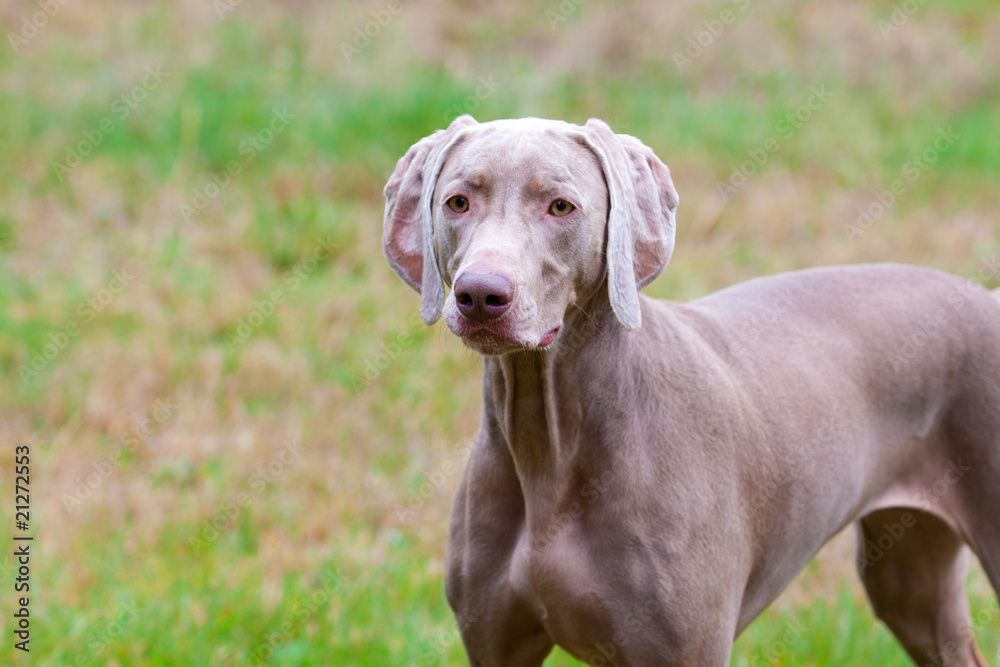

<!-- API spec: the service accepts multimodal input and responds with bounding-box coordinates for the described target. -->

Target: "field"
[1,0,999,664]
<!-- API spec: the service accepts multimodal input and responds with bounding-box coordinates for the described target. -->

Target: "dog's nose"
[454,272,514,322]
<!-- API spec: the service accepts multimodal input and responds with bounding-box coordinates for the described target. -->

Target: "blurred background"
[0,0,998,664]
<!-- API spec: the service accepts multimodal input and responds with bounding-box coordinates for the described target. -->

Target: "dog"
[382,115,1000,666]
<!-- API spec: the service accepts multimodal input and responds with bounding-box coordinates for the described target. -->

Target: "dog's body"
[383,116,1000,666]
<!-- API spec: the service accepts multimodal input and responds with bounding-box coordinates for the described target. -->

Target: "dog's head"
[383,116,678,356]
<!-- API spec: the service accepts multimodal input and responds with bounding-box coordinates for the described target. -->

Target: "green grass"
[1,1,999,665]
[21,531,998,665]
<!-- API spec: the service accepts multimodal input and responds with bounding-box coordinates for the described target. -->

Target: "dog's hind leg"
[943,333,1000,620]
[855,508,989,667]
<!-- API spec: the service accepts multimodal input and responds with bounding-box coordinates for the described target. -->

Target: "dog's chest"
[509,530,547,617]
[507,518,621,653]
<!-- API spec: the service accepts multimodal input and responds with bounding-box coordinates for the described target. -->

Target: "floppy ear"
[579,119,679,331]
[383,115,478,324]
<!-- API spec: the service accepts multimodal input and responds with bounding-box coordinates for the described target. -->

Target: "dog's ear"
[383,115,478,325]
[579,119,679,331]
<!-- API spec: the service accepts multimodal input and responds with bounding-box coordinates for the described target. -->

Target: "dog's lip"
[538,326,561,347]
[458,326,524,355]
[453,318,520,346]
[452,315,515,337]
[450,317,561,354]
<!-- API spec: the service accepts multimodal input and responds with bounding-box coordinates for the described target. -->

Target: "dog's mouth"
[451,320,562,356]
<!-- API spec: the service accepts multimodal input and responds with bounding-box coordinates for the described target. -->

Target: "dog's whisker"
[572,300,597,327]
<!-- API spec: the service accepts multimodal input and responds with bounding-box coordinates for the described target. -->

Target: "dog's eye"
[549,199,574,216]
[447,195,469,213]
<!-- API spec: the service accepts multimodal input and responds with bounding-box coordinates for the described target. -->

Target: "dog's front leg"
[445,444,554,667]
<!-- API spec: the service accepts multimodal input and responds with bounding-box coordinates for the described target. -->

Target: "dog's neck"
[481,293,616,500]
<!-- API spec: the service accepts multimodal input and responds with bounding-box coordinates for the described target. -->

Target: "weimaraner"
[382,116,1000,666]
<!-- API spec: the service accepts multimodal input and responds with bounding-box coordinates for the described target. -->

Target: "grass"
[1,0,999,665]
